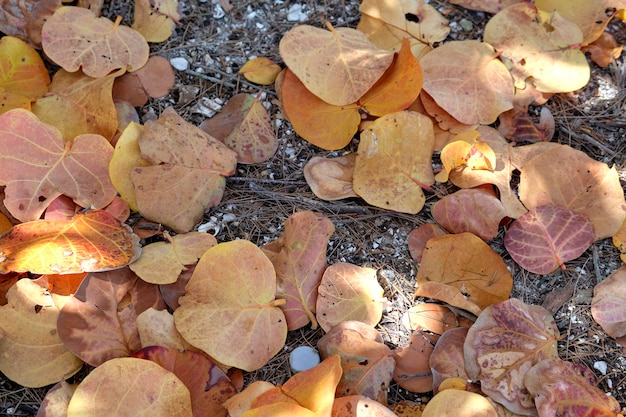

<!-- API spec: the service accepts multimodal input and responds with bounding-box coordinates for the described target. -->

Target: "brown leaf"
[37,381,77,417]
[0,0,61,48]
[304,154,358,201]
[591,266,626,346]
[464,298,559,415]
[584,31,623,67]
[41,6,149,77]
[407,223,448,263]
[279,23,393,106]
[0,210,140,274]
[57,267,166,366]
[421,40,514,125]
[392,330,438,393]
[429,327,475,394]
[262,211,334,330]
[405,303,473,334]
[112,55,175,107]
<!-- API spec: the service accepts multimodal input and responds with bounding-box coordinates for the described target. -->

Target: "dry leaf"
[279,23,393,106]
[584,31,623,67]
[239,57,282,85]
[304,154,358,201]
[132,0,181,42]
[421,40,514,125]
[448,0,524,13]
[353,111,435,214]
[421,390,498,417]
[174,240,288,371]
[136,308,190,350]
[0,210,140,274]
[37,381,78,417]
[405,303,473,334]
[316,262,385,332]
[407,223,448,263]
[112,55,176,106]
[332,395,397,417]
[223,381,276,417]
[591,266,626,346]
[67,357,193,417]
[0,0,62,48]
[392,330,439,393]
[429,327,474,394]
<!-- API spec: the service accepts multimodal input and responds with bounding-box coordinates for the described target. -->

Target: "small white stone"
[287,4,308,22]
[594,360,608,375]
[170,57,189,71]
[289,346,320,373]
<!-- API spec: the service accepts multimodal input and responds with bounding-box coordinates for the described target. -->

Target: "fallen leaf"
[223,381,276,417]
[0,36,50,112]
[33,273,86,296]
[316,262,385,332]
[357,0,450,58]
[32,68,119,142]
[252,355,342,417]
[432,187,506,241]
[358,38,423,117]
[304,154,358,201]
[0,278,82,387]
[57,267,166,366]
[132,107,238,232]
[0,210,140,274]
[112,55,176,106]
[262,211,335,330]
[42,6,149,77]
[280,68,360,150]
[133,346,237,417]
[130,231,217,284]
[66,357,193,417]
[0,0,61,48]
[435,136,495,184]
[415,233,513,312]
[612,218,626,263]
[464,298,559,415]
[518,143,626,240]
[132,0,181,42]
[245,403,319,417]
[239,57,282,85]
[420,91,479,135]
[429,327,474,394]
[407,223,448,263]
[200,93,278,164]
[504,204,595,274]
[405,303,473,334]
[115,100,141,133]
[389,401,426,417]
[591,266,626,346]
[136,307,190,350]
[353,111,435,214]
[392,330,438,393]
[332,395,397,417]
[174,240,288,371]
[420,40,514,125]
[0,109,117,222]
[37,381,77,417]
[317,327,394,403]
[279,23,393,106]
[484,2,589,93]
[413,282,482,316]
[584,31,623,67]
[421,389,498,417]
[448,0,524,13]
[524,358,621,417]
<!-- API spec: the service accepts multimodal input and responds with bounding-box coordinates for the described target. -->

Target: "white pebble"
[289,346,320,373]
[287,4,308,22]
[170,57,189,71]
[594,361,608,375]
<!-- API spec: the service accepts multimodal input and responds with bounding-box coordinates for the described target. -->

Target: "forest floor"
[1,0,626,415]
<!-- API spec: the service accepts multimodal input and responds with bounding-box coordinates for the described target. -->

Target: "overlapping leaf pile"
[0,0,625,416]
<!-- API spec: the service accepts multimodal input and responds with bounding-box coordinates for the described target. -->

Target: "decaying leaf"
[524,358,621,417]
[392,330,438,393]
[421,40,514,125]
[332,395,397,417]
[66,357,193,417]
[429,327,473,394]
[279,23,393,106]
[421,389,498,417]
[316,262,385,332]
[0,278,82,388]
[57,268,166,366]
[262,211,334,330]
[504,204,595,274]
[358,0,450,58]
[132,0,181,42]
[133,346,237,417]
[0,210,141,274]
[353,111,435,214]
[42,6,149,77]
[130,231,217,285]
[484,2,589,93]
[304,154,358,201]
[0,0,62,48]
[0,109,117,222]
[174,240,288,371]
[415,233,513,313]
[112,55,176,107]
[200,93,278,164]
[591,266,626,348]
[131,107,238,232]
[239,57,282,85]
[464,298,559,415]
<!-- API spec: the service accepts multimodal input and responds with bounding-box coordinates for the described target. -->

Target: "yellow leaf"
[223,381,276,417]
[612,218,626,263]
[435,134,493,183]
[353,111,435,213]
[239,57,282,85]
[422,390,498,417]
[0,279,83,387]
[132,0,181,42]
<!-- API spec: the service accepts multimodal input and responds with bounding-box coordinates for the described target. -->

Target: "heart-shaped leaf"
[174,240,287,371]
[504,204,595,274]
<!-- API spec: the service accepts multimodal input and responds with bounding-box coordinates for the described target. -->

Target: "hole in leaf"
[405,13,420,23]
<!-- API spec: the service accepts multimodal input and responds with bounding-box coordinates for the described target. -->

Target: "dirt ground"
[1,0,626,415]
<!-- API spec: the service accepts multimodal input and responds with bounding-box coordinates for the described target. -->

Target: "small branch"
[559,127,616,157]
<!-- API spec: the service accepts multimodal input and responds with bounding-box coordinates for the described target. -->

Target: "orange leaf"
[239,57,282,85]
[0,210,140,274]
[435,134,493,183]
[281,68,360,150]
[67,357,192,416]
[223,381,275,417]
[415,233,512,313]
[359,38,423,116]
[304,154,358,201]
[132,0,181,42]
[174,240,287,371]
[279,23,393,106]
[0,109,117,222]
[353,111,435,213]
[612,218,626,263]
[34,273,86,296]
[405,303,473,334]
[32,69,119,141]
[392,330,439,393]
[0,36,50,105]
[41,6,149,77]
